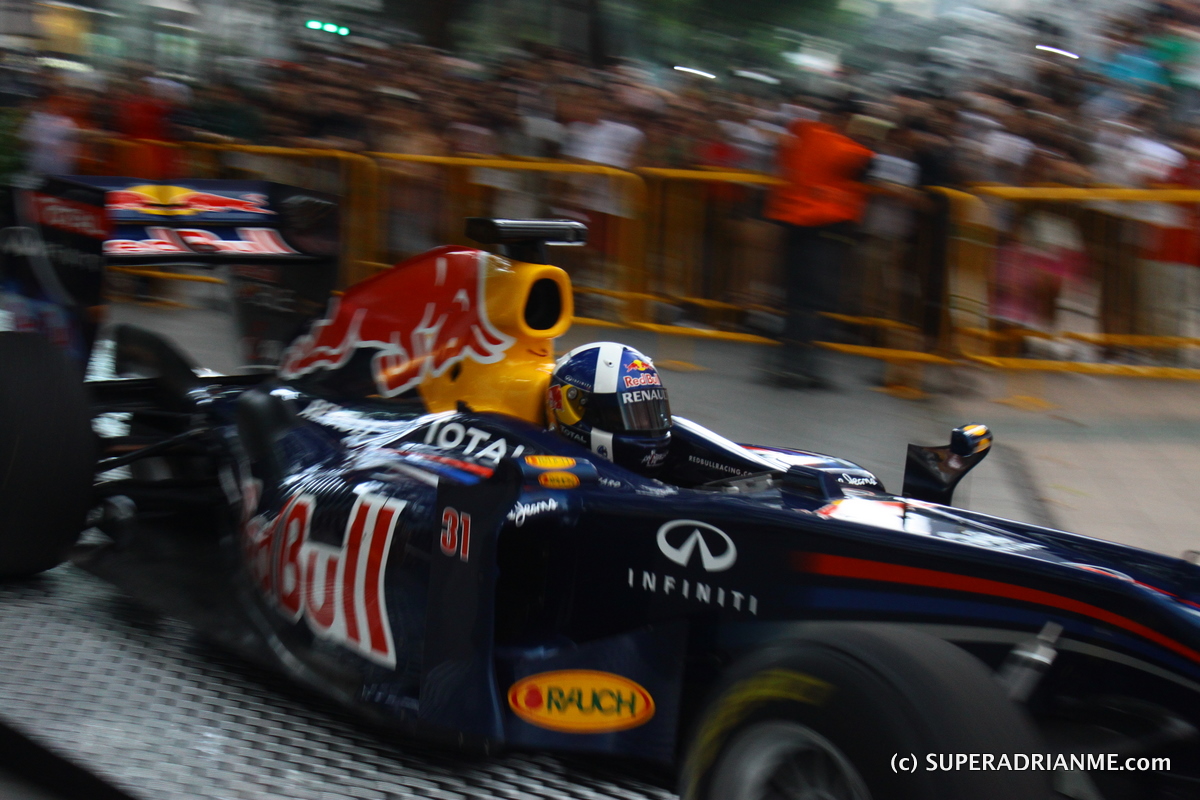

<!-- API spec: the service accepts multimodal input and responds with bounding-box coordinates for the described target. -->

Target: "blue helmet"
[547,342,672,473]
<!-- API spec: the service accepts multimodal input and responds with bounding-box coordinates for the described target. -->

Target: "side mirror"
[902,423,992,506]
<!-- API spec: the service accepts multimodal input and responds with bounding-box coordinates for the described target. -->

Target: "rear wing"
[70,178,339,265]
[72,177,342,367]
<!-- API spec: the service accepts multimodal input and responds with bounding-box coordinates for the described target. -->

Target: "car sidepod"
[419,446,689,761]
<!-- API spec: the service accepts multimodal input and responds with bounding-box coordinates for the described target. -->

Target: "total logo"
[422,418,526,465]
[508,670,655,733]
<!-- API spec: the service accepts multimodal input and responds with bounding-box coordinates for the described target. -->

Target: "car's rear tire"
[0,332,94,578]
[681,624,1053,800]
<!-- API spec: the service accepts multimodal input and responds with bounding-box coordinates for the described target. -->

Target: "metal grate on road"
[0,565,677,800]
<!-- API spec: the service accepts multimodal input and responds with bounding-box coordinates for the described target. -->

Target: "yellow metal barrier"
[628,321,775,345]
[634,167,944,373]
[182,142,381,287]
[108,267,225,285]
[950,184,1200,362]
[637,168,782,323]
[1062,332,1200,348]
[966,355,1200,380]
[932,184,1200,407]
[368,153,648,323]
[93,141,1200,395]
[818,342,956,365]
[821,312,918,333]
[924,186,995,358]
[104,265,226,310]
[975,187,1200,202]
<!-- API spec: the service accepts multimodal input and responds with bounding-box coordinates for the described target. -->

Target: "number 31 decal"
[440,507,471,562]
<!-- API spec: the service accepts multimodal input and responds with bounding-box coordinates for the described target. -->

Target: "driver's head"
[547,342,671,474]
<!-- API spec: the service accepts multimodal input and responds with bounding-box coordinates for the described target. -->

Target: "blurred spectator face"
[1184,126,1200,152]
[583,91,607,124]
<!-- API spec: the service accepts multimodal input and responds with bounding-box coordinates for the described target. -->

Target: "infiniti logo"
[656,520,736,572]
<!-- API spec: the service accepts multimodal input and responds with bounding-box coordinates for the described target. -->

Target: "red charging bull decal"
[548,384,564,411]
[280,247,515,396]
[106,187,274,216]
[243,492,403,667]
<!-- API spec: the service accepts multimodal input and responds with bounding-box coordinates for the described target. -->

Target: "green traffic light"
[338,27,349,35]
[322,23,338,32]
[306,20,322,29]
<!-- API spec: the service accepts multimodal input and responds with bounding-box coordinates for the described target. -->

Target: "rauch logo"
[508,670,655,733]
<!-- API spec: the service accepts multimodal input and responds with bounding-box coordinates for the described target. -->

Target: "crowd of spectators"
[7,43,791,177]
[8,3,1200,187]
[8,1,1200,365]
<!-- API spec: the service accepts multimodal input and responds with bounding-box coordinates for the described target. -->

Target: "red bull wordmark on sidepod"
[280,249,514,396]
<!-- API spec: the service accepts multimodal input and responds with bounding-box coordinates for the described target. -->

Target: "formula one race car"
[3,217,1200,800]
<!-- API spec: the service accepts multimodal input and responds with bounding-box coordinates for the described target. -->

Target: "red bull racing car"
[4,214,1200,800]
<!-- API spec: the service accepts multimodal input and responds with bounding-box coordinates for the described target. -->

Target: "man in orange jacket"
[764,100,874,388]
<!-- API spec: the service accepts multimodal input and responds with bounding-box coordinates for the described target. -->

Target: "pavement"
[106,297,1200,562]
[940,368,1200,559]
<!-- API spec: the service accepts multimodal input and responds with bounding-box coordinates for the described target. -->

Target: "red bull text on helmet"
[279,247,515,396]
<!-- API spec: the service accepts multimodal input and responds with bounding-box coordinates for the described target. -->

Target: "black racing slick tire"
[0,332,94,578]
[681,624,1053,800]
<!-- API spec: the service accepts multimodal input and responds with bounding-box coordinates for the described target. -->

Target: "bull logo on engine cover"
[279,249,514,396]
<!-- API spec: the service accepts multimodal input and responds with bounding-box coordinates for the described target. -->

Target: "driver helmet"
[547,342,672,473]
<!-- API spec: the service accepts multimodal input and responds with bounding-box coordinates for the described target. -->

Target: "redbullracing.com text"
[891,753,1171,773]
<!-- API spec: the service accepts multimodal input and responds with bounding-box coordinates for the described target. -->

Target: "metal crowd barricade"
[637,168,779,336]
[180,142,382,287]
[87,140,1200,396]
[953,186,1200,385]
[367,153,648,327]
[97,143,955,383]
[636,167,960,387]
[74,137,140,177]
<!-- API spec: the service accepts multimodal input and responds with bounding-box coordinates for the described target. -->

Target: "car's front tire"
[681,624,1053,800]
[0,332,94,578]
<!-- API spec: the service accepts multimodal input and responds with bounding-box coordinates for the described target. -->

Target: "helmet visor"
[618,386,671,431]
[584,386,672,433]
